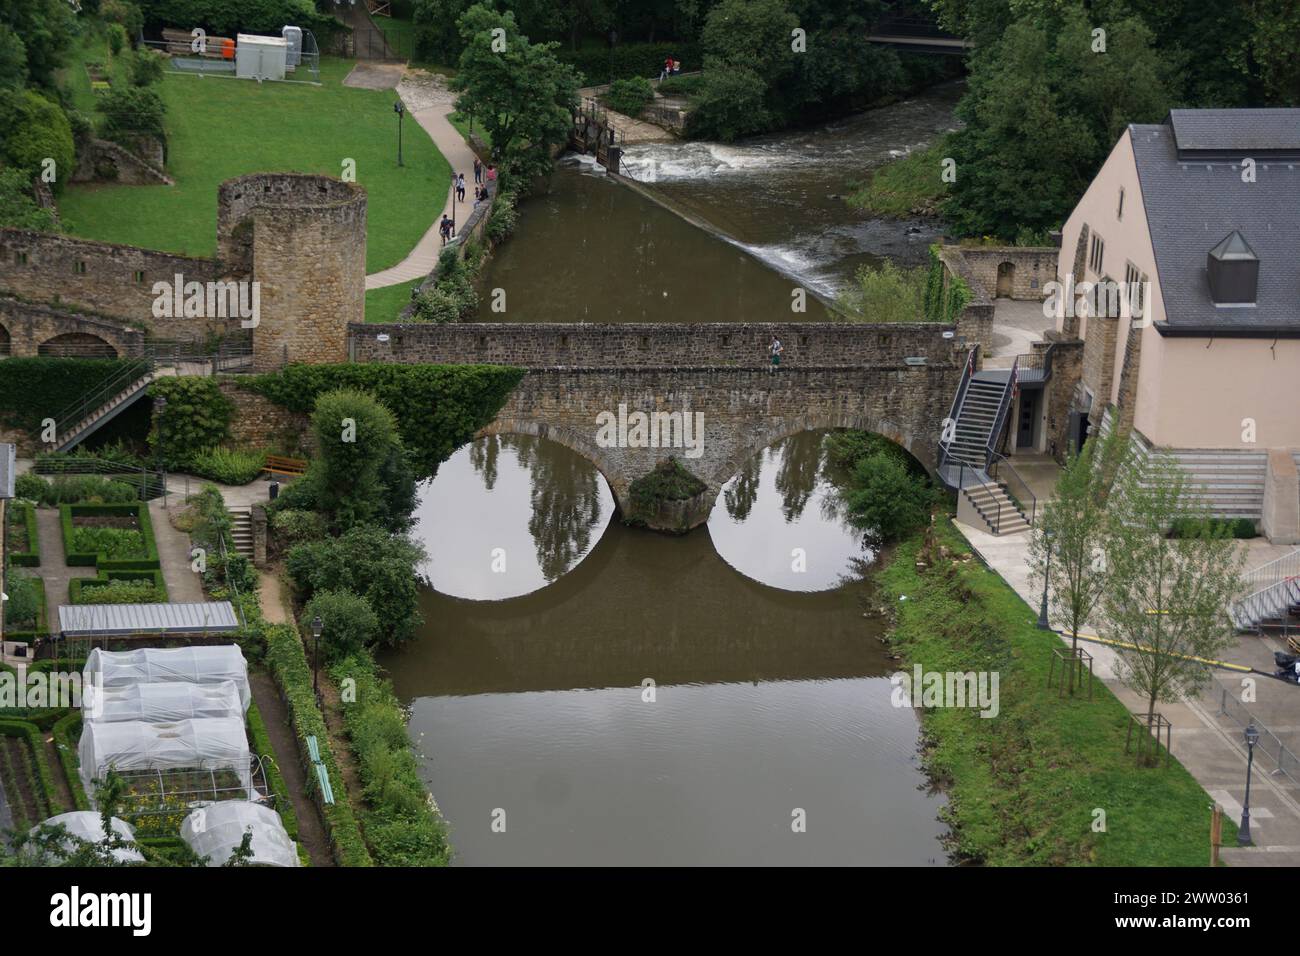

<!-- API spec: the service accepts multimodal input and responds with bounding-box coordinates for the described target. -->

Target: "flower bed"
[59,503,160,569]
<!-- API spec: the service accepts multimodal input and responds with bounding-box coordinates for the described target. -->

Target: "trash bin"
[269,480,279,501]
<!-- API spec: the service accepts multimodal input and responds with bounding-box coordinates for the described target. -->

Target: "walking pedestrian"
[457,173,467,202]
[768,335,783,373]
[439,214,453,246]
[473,158,482,184]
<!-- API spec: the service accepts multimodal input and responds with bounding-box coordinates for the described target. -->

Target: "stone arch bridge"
[351,321,975,528]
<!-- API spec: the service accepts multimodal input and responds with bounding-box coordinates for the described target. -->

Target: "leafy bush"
[656,74,705,96]
[13,474,138,506]
[95,84,166,155]
[0,89,74,194]
[409,285,463,324]
[107,23,128,55]
[302,590,380,662]
[330,654,450,866]
[842,452,933,543]
[836,261,928,323]
[269,508,327,548]
[101,0,145,36]
[138,0,338,39]
[188,446,266,485]
[628,457,705,521]
[605,76,653,116]
[73,577,165,604]
[0,167,57,231]
[148,377,234,469]
[1169,517,1257,539]
[684,65,770,142]
[7,501,40,567]
[243,364,524,478]
[13,473,48,503]
[70,526,144,560]
[286,524,425,647]
[129,48,165,87]
[483,189,518,244]
[4,573,41,628]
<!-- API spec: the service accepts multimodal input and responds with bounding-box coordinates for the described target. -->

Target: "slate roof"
[1129,114,1300,334]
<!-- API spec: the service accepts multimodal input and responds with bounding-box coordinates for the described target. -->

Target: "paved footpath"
[956,518,1300,865]
[362,69,481,290]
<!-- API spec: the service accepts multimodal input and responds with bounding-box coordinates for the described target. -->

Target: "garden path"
[365,70,480,290]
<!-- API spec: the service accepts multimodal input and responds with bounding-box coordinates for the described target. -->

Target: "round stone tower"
[216,173,366,371]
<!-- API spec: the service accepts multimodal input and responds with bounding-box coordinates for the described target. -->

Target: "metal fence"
[1215,685,1300,790]
[32,456,167,501]
[139,28,320,84]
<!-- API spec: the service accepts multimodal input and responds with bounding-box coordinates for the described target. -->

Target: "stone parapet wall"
[957,246,1059,300]
[349,321,965,368]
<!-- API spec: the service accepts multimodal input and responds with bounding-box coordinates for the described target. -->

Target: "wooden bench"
[263,455,308,478]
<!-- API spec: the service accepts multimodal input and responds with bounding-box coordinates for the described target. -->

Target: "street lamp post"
[1036,527,1053,629]
[155,395,168,508]
[1239,722,1260,846]
[393,101,405,167]
[311,614,324,702]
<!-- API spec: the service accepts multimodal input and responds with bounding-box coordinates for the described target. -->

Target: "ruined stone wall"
[349,321,965,368]
[0,295,145,358]
[215,174,366,371]
[219,379,313,455]
[936,246,994,358]
[1040,335,1084,460]
[0,227,226,332]
[958,246,1059,300]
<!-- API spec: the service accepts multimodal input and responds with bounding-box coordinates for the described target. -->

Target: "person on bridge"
[768,336,783,373]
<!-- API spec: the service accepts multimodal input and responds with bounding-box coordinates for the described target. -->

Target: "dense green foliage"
[7,500,40,567]
[263,623,372,866]
[847,139,951,218]
[0,0,74,87]
[185,484,257,605]
[0,358,133,436]
[302,590,381,662]
[627,457,705,522]
[4,572,42,628]
[136,0,337,37]
[878,516,1233,864]
[0,166,57,230]
[72,577,166,604]
[843,452,933,542]
[285,524,425,648]
[186,446,266,485]
[243,363,524,477]
[837,260,928,323]
[13,473,140,506]
[410,247,479,324]
[449,5,580,178]
[0,88,75,193]
[147,377,234,469]
[329,653,452,866]
[605,76,654,115]
[95,85,167,157]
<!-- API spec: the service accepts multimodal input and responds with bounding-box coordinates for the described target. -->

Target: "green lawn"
[877,516,1232,866]
[58,25,131,116]
[364,277,422,323]
[56,57,449,273]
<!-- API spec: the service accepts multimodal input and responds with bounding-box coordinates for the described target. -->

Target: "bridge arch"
[38,332,119,358]
[476,417,628,510]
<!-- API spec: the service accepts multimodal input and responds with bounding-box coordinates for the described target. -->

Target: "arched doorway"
[996,261,1015,297]
[38,333,118,358]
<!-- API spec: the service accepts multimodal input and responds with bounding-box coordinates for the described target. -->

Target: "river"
[381,88,965,864]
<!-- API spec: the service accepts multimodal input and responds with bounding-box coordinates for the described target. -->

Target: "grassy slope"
[364,276,421,322]
[56,57,449,273]
[877,516,1232,866]
[847,138,951,218]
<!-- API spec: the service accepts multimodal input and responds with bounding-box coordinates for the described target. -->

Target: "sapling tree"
[1028,423,1125,692]
[1099,448,1244,752]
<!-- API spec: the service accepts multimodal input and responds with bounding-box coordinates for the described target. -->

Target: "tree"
[0,89,74,193]
[307,388,413,533]
[1028,424,1124,692]
[1099,446,1245,748]
[303,588,382,661]
[96,85,168,156]
[450,4,580,179]
[940,7,1174,238]
[0,0,73,88]
[837,261,926,323]
[0,167,57,231]
[843,451,932,543]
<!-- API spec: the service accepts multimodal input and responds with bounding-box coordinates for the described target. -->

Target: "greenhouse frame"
[83,645,251,710]
[180,801,300,868]
[78,716,253,798]
[84,680,244,725]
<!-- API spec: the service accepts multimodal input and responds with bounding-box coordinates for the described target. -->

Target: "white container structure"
[78,717,252,797]
[180,801,299,867]
[28,811,145,864]
[281,25,302,68]
[235,34,288,81]
[84,680,244,725]
[83,646,250,711]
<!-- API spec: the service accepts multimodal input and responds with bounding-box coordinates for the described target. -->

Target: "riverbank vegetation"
[846,138,951,218]
[878,517,1234,865]
[836,261,929,324]
[826,431,934,543]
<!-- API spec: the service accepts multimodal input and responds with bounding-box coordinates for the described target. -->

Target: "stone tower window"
[74,260,87,274]
[16,251,28,265]
[133,270,146,283]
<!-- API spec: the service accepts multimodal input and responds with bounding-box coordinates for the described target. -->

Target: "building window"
[1089,234,1105,274]
[133,270,145,283]
[1123,262,1147,316]
[1117,187,1125,221]
[16,252,28,265]
[75,261,87,274]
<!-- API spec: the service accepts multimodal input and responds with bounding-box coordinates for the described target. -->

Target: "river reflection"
[382,433,946,865]
[710,431,875,591]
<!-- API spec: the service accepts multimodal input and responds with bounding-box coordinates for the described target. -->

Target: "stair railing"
[989,451,1036,526]
[1232,548,1300,627]
[983,355,1019,471]
[938,344,979,476]
[51,357,154,449]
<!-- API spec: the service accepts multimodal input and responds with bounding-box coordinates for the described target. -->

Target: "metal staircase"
[52,358,155,452]
[1230,549,1300,633]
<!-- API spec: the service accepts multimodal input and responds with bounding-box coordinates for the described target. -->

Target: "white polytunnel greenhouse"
[78,717,253,796]
[180,801,300,868]
[27,811,145,864]
[83,680,244,725]
[83,645,250,711]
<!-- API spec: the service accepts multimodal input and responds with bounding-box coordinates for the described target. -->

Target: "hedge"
[8,501,40,567]
[246,698,300,842]
[0,718,60,818]
[4,574,47,641]
[0,358,133,435]
[264,623,372,866]
[242,364,524,477]
[52,710,90,810]
[68,570,168,604]
[59,503,160,569]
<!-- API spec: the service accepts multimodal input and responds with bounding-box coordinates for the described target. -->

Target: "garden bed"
[6,501,40,567]
[59,503,159,569]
